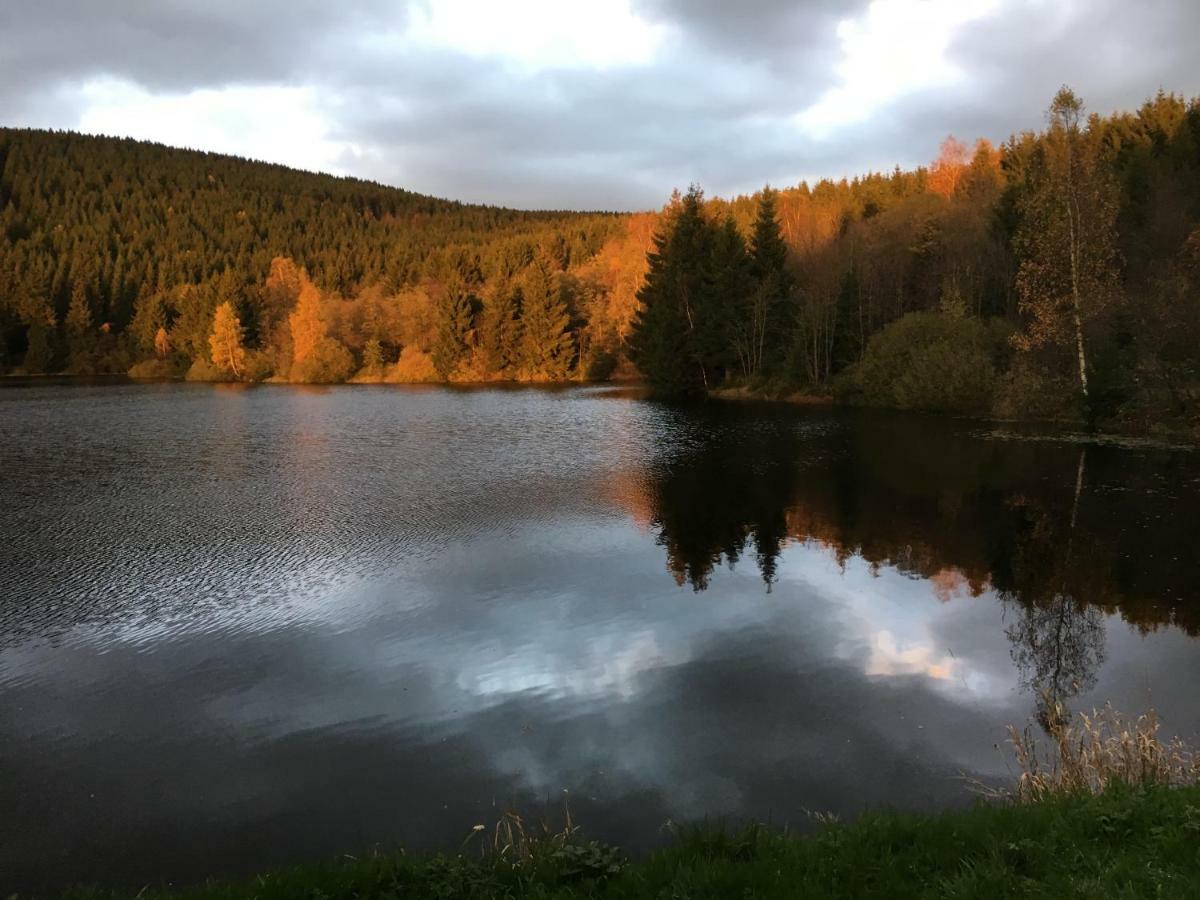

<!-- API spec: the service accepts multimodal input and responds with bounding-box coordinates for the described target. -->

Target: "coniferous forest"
[2,87,1199,435]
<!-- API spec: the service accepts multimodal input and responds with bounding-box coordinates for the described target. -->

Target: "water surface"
[2,382,1198,895]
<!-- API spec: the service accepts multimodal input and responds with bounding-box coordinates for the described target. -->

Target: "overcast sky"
[1,0,1198,210]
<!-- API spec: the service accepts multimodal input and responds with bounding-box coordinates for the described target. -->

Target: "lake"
[2,381,1198,895]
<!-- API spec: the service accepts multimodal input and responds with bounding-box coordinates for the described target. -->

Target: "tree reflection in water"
[639,405,1197,724]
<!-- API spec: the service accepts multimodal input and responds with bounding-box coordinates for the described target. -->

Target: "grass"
[40,707,1200,899]
[1006,702,1200,804]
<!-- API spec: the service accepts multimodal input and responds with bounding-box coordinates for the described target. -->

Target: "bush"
[384,346,439,383]
[241,348,275,382]
[584,348,619,382]
[849,312,1010,413]
[184,357,236,382]
[992,358,1081,421]
[128,357,185,380]
[291,337,355,384]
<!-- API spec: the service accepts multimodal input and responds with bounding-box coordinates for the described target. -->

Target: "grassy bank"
[55,783,1200,899]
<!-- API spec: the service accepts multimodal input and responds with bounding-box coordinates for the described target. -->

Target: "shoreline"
[56,784,1200,899]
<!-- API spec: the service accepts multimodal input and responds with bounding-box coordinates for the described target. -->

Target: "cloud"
[0,0,1198,209]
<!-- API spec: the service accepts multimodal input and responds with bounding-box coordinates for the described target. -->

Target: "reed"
[1007,701,1200,803]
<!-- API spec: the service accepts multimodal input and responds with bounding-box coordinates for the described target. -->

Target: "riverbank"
[57,784,1200,899]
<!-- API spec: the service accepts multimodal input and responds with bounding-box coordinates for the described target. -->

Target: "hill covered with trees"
[3,88,1199,437]
[0,128,630,382]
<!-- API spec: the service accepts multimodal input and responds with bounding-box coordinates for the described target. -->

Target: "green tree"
[65,279,96,372]
[477,279,521,376]
[746,186,794,375]
[23,321,53,374]
[431,278,474,379]
[1014,87,1121,402]
[629,186,714,395]
[518,251,574,380]
[708,214,753,379]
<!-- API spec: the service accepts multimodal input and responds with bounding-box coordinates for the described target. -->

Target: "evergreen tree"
[518,250,574,380]
[746,186,794,375]
[703,214,751,380]
[23,321,53,374]
[629,186,713,394]
[130,291,168,355]
[431,277,474,379]
[478,278,521,376]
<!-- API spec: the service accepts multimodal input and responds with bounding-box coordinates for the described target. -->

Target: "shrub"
[291,337,355,384]
[850,312,1010,413]
[184,356,236,382]
[128,357,185,380]
[584,348,619,382]
[384,346,439,383]
[992,357,1081,421]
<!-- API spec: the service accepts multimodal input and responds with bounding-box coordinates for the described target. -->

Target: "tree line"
[2,87,1199,435]
[632,87,1200,434]
[0,128,627,382]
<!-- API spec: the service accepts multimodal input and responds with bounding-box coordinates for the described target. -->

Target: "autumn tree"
[208,301,246,378]
[289,277,328,368]
[928,136,970,199]
[287,276,354,383]
[1014,87,1121,400]
[518,250,574,380]
[361,337,385,376]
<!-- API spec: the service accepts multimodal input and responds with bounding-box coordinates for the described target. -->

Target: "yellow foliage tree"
[289,278,327,366]
[208,301,246,377]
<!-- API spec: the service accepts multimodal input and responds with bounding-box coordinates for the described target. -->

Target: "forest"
[1,87,1198,433]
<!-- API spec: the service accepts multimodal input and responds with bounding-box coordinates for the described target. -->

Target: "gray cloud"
[0,0,1198,209]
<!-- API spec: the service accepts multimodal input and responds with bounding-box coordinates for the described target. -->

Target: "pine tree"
[431,277,474,379]
[518,250,574,380]
[130,291,167,355]
[746,186,794,375]
[629,185,713,394]
[23,321,53,374]
[701,214,750,380]
[478,278,521,376]
[209,301,246,378]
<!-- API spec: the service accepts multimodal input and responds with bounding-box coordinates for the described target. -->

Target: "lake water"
[2,381,1199,895]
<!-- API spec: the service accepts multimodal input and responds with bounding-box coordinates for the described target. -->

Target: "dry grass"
[1006,701,1200,804]
[463,803,579,861]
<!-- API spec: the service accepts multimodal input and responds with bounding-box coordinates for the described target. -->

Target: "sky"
[1,0,1198,210]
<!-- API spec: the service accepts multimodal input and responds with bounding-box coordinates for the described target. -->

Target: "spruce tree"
[518,250,574,380]
[747,187,794,375]
[699,214,749,381]
[431,277,474,380]
[478,278,520,376]
[629,185,712,395]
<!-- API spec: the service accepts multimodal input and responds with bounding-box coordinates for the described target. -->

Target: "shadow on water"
[640,403,1199,725]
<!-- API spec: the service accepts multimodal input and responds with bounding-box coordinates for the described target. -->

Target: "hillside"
[0,128,625,373]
